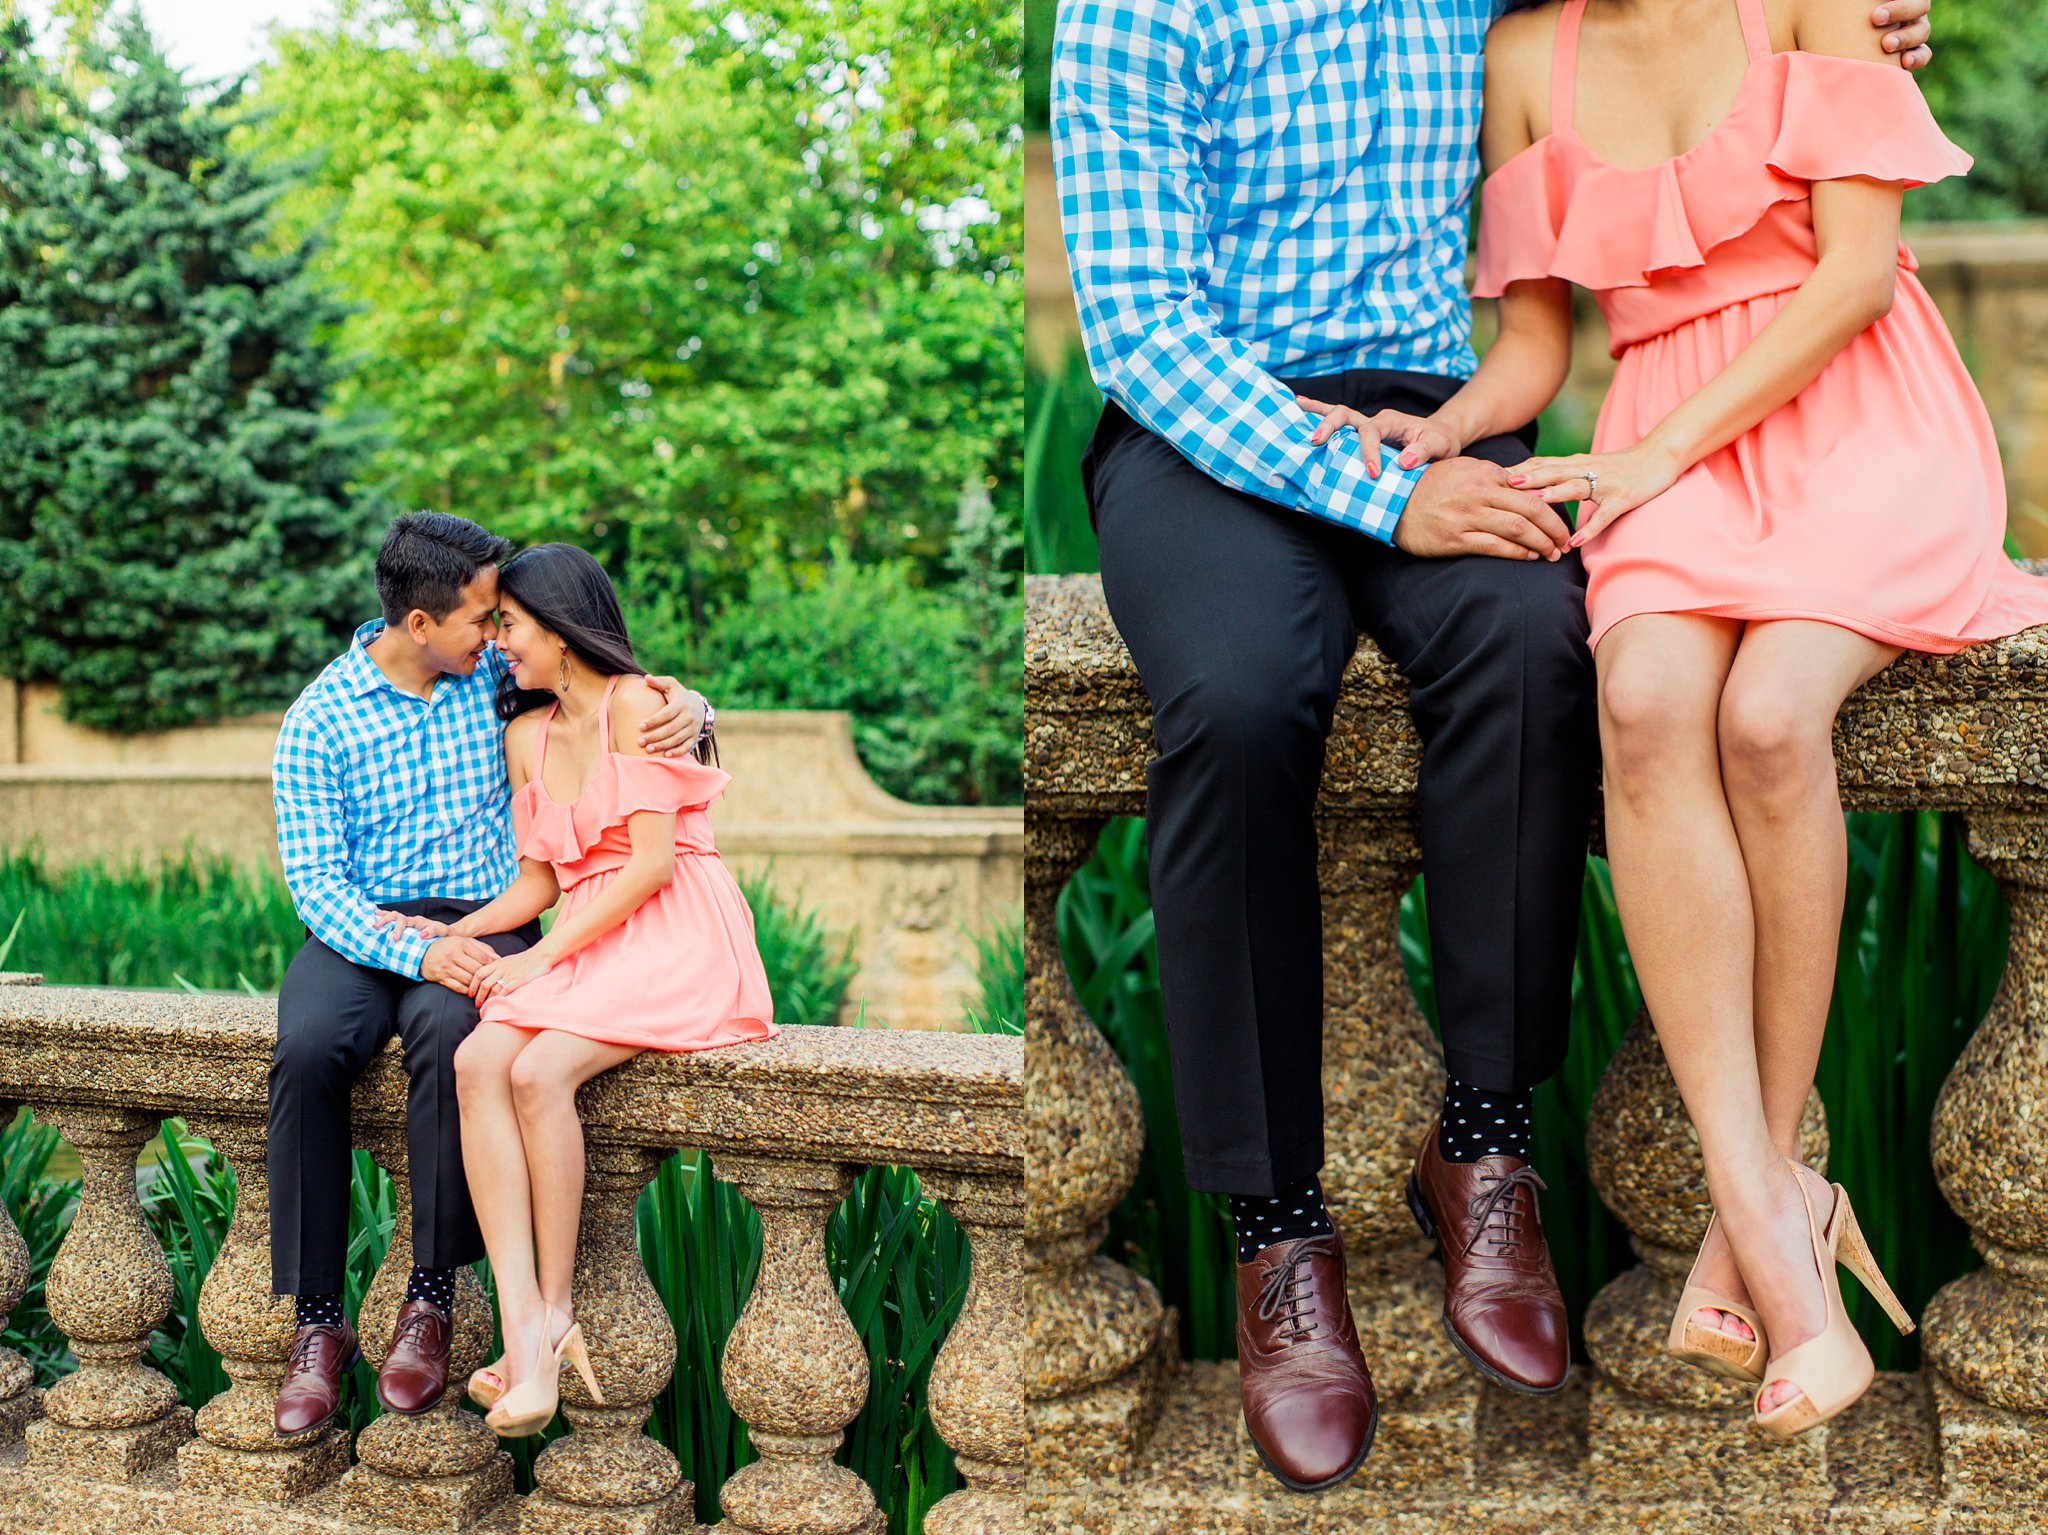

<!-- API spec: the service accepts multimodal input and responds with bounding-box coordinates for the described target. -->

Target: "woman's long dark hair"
[493,543,717,763]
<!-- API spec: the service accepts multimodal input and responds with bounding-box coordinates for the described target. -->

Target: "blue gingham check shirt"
[1052,0,1505,542]
[273,619,520,979]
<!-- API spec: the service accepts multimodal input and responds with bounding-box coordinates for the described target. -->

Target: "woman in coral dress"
[380,542,776,1435]
[1302,0,2048,1438]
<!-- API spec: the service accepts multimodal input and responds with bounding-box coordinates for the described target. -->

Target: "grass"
[0,849,302,992]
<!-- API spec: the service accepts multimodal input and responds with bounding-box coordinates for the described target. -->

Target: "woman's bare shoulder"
[608,675,666,759]
[1483,2,1563,169]
[503,709,542,784]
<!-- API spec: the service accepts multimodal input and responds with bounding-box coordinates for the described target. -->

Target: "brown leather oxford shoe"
[1408,1118,1570,1394]
[274,1321,358,1437]
[376,1299,452,1416]
[1236,1232,1378,1492]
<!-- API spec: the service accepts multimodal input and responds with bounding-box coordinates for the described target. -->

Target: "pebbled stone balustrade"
[1026,570,2048,1534]
[0,980,1022,1535]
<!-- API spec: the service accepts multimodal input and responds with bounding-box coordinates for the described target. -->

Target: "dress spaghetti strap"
[599,674,622,753]
[1734,0,1773,59]
[533,703,558,784]
[1549,0,1587,135]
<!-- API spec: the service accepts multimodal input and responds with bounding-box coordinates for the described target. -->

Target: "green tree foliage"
[630,479,1022,805]
[1910,1,2048,222]
[0,12,390,731]
[245,0,1022,617]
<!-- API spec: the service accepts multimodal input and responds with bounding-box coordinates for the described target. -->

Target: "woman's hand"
[372,911,453,938]
[1296,397,1465,477]
[471,946,555,1001]
[1506,442,1684,548]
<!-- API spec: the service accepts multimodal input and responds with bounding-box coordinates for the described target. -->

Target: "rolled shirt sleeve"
[272,705,436,980]
[1052,0,1426,543]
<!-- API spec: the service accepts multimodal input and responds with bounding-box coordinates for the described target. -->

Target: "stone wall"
[0,685,1021,1032]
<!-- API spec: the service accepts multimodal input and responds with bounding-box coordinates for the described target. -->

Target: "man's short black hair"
[375,512,515,628]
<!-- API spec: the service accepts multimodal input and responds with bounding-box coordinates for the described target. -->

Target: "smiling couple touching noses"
[266,511,777,1441]
[1055,0,2048,1495]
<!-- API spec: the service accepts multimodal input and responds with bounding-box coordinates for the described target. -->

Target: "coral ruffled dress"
[480,675,778,1051]
[1473,0,2048,652]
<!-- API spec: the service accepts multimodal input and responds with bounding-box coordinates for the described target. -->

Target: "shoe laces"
[288,1325,341,1373]
[1465,1165,1546,1258]
[1255,1236,1334,1344]
[391,1308,442,1354]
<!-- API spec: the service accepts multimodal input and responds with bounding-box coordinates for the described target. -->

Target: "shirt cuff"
[391,925,433,981]
[1296,429,1428,544]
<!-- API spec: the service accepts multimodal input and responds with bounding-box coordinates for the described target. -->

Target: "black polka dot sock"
[295,1291,345,1330]
[1227,1174,1335,1264]
[1438,1077,1534,1163]
[404,1264,456,1314]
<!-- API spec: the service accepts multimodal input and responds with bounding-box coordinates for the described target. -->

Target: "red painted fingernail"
[1508,474,1525,484]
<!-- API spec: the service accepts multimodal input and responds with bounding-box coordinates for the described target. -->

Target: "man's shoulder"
[278,648,361,732]
[1056,0,1208,54]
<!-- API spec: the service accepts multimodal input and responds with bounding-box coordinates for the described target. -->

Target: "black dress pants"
[1084,369,1600,1197]
[268,897,542,1295]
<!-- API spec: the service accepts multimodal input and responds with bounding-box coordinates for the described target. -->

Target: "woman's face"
[494,594,562,688]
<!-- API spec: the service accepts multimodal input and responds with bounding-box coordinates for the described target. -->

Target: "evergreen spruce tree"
[0,11,388,732]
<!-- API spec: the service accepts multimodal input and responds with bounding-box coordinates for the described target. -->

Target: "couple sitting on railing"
[266,512,777,1442]
[1054,0,2048,1496]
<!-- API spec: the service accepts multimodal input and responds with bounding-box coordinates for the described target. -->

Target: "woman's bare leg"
[506,1029,641,1377]
[453,1021,543,1385]
[1596,614,1762,1339]
[1716,619,1899,1410]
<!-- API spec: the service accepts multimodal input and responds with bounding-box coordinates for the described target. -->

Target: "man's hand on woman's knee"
[1393,458,1574,563]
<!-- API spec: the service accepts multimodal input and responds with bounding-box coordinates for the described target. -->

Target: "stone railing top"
[1027,569,2048,817]
[0,983,1022,1175]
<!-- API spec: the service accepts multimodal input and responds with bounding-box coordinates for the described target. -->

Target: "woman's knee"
[453,1028,516,1103]
[1597,650,1716,783]
[1718,681,1832,801]
[508,1048,569,1118]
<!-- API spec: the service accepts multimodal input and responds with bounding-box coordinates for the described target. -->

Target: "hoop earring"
[557,651,571,693]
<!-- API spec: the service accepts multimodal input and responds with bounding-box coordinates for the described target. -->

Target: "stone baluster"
[1228,811,1472,1484]
[1580,1011,1830,1502]
[176,1113,350,1500]
[25,1104,193,1480]
[0,1098,43,1447]
[1922,812,2048,1515]
[340,1129,511,1529]
[1023,810,1171,1476]
[717,1154,881,1535]
[525,1137,688,1534]
[920,1167,1026,1534]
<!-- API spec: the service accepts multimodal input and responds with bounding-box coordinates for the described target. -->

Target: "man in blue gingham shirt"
[1049,0,1932,1489]
[266,511,707,1436]
[272,618,521,980]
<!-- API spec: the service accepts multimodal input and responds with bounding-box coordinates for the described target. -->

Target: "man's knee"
[1407,555,1593,716]
[397,982,481,1065]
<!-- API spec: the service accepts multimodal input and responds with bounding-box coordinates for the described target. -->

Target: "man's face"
[409,568,501,677]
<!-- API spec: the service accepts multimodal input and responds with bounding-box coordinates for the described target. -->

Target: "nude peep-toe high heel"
[1754,1165,1914,1440]
[1666,1211,1769,1383]
[465,1355,508,1411]
[483,1306,606,1438]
